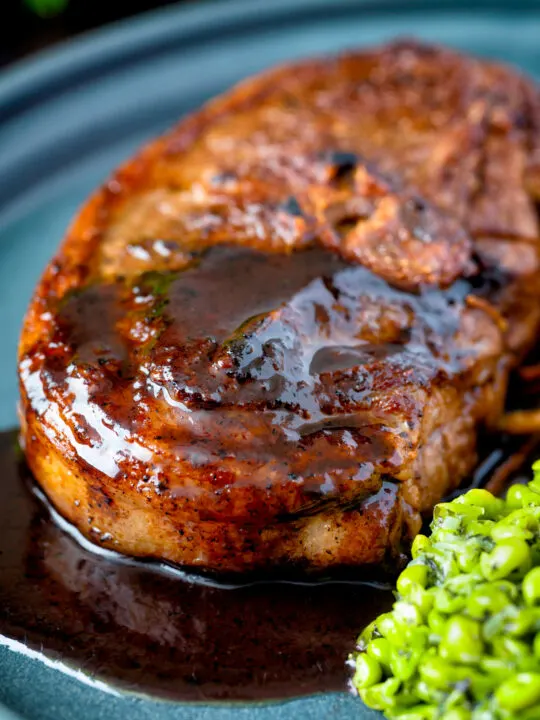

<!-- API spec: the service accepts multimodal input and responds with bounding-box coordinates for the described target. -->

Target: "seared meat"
[18,41,540,573]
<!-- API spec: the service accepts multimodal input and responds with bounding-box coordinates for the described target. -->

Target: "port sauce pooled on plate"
[0,428,536,700]
[5,241,539,700]
[0,430,393,701]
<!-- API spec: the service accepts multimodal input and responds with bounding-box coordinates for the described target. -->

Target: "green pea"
[376,613,415,647]
[503,606,538,636]
[457,488,505,519]
[496,509,540,532]
[506,484,540,509]
[522,707,540,720]
[375,614,397,640]
[423,546,460,580]
[397,564,429,595]
[358,619,378,647]
[480,656,514,677]
[419,656,469,689]
[353,653,382,689]
[492,579,520,601]
[393,601,423,627]
[533,631,540,659]
[480,539,531,581]
[457,540,483,573]
[434,530,463,545]
[446,573,481,595]
[414,679,446,705]
[466,519,495,538]
[469,670,500,700]
[527,474,540,494]
[411,534,430,559]
[389,646,420,681]
[407,585,434,617]
[434,587,467,614]
[354,472,540,719]
[491,635,531,660]
[523,567,540,605]
[391,706,437,720]
[367,638,392,669]
[359,677,401,711]
[491,524,534,542]
[495,672,540,710]
[443,709,471,720]
[516,654,540,673]
[439,616,484,664]
[427,609,446,636]
[467,585,509,620]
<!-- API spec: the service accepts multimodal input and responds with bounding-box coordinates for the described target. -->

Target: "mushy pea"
[353,465,540,719]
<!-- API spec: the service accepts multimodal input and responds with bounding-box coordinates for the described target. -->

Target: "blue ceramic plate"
[1,0,540,717]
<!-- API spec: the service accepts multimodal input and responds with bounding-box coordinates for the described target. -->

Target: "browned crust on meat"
[18,41,540,572]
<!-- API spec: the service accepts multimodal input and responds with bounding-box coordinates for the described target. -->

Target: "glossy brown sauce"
[23,243,479,509]
[1,430,537,701]
[7,247,536,699]
[0,430,393,701]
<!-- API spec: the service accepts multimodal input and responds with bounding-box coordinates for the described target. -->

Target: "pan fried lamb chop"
[18,41,540,572]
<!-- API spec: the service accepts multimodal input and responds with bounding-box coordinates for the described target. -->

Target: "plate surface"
[1,0,540,717]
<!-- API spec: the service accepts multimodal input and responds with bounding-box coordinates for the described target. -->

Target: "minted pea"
[523,566,540,605]
[480,539,531,581]
[531,458,540,473]
[414,679,446,705]
[480,656,514,677]
[411,534,430,559]
[442,709,471,720]
[353,654,382,689]
[439,616,484,664]
[533,631,540,659]
[390,646,421,681]
[354,471,540,719]
[491,523,534,542]
[467,585,509,620]
[419,656,469,689]
[495,672,540,710]
[366,637,392,668]
[491,635,531,660]
[492,579,519,601]
[507,484,540,509]
[469,670,500,700]
[423,546,460,580]
[434,587,467,614]
[465,519,495,538]
[397,564,429,595]
[457,540,483,573]
[503,606,538,636]
[516,654,540,673]
[434,530,462,545]
[375,614,397,640]
[496,508,540,532]
[358,619,378,647]
[427,608,446,636]
[456,488,504,519]
[407,585,434,617]
[391,706,437,720]
[393,601,423,627]
[359,677,401,710]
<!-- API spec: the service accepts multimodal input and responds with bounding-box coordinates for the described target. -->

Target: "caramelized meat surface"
[18,41,540,572]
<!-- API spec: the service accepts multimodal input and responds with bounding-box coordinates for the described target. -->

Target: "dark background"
[0,0,181,67]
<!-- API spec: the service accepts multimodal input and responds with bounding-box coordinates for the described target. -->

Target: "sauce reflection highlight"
[0,430,391,701]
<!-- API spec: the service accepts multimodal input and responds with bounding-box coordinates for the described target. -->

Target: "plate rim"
[1,0,540,718]
[1,0,538,122]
